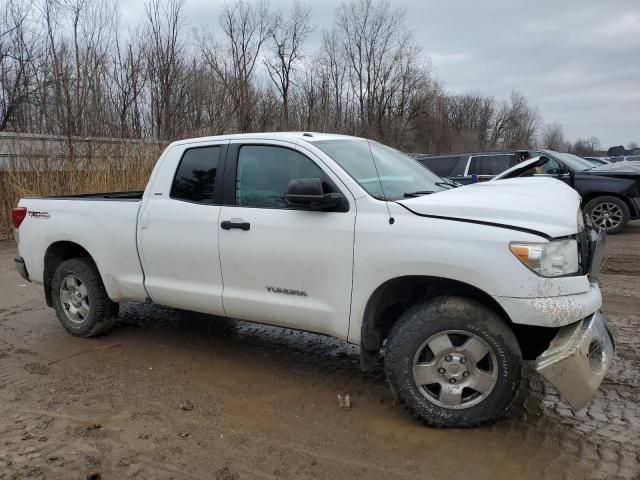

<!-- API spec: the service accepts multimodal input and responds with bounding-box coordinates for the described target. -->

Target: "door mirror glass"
[285,178,342,211]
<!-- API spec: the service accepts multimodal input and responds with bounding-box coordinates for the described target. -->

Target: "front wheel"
[51,258,118,337]
[584,196,630,235]
[385,296,522,428]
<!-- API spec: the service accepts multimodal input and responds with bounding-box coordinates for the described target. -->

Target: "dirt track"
[1,225,639,480]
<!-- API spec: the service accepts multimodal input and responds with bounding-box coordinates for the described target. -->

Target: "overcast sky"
[125,0,640,148]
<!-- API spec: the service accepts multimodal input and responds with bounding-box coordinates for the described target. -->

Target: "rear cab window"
[170,146,222,204]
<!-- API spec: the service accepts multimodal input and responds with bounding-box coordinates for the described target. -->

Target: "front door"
[533,155,577,190]
[218,141,356,339]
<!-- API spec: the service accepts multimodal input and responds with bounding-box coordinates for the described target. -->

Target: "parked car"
[414,150,530,184]
[583,156,611,166]
[13,133,613,428]
[494,150,640,233]
[608,156,627,163]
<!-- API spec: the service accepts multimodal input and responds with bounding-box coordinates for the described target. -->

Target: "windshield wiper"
[403,191,434,198]
[435,181,458,189]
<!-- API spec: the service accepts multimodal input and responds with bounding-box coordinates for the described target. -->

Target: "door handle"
[221,220,251,231]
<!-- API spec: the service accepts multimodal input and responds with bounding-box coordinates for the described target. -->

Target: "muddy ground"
[1,225,639,480]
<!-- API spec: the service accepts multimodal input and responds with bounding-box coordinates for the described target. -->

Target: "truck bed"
[16,193,148,302]
[40,191,144,201]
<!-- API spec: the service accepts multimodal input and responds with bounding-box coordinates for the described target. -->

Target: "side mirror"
[285,177,342,211]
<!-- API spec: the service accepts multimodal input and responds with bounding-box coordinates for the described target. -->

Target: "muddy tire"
[51,258,118,337]
[584,196,630,235]
[384,296,521,428]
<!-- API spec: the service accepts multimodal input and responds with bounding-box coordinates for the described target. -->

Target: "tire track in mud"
[1,235,640,480]
[113,303,640,480]
[0,338,36,392]
[602,252,640,275]
[0,409,103,479]
[2,302,639,480]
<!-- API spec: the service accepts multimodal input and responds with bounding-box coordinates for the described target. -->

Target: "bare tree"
[40,0,114,157]
[143,0,190,140]
[541,122,565,151]
[588,136,601,152]
[570,137,600,156]
[106,11,145,138]
[1,0,553,156]
[265,1,312,129]
[320,29,347,130]
[335,0,414,136]
[0,0,42,131]
[202,0,273,132]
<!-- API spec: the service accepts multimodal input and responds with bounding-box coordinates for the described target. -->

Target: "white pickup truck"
[13,133,614,427]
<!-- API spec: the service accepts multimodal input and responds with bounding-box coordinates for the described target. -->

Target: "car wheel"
[584,196,630,235]
[384,296,522,428]
[51,258,118,337]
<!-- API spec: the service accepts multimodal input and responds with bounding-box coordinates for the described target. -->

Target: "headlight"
[510,239,579,277]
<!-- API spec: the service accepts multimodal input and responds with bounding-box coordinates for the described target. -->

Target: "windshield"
[313,139,447,200]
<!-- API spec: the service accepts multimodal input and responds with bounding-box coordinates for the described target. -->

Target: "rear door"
[138,141,227,314]
[217,140,356,339]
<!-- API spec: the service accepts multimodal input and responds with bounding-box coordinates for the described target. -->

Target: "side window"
[419,156,467,177]
[171,146,221,204]
[538,156,562,174]
[472,155,514,175]
[450,156,469,176]
[236,145,329,209]
[419,157,456,177]
[467,157,477,175]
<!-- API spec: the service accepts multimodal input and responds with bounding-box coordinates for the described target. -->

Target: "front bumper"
[495,285,602,328]
[535,310,614,410]
[14,256,30,282]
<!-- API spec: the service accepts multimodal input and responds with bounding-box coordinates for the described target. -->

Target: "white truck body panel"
[15,132,599,341]
[397,176,581,239]
[16,198,147,302]
[13,132,614,414]
[137,140,227,314]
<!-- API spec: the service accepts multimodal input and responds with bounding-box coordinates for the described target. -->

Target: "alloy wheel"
[412,330,498,409]
[59,274,90,323]
[590,202,623,230]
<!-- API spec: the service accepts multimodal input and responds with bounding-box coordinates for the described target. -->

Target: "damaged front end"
[535,226,614,410]
[535,310,614,409]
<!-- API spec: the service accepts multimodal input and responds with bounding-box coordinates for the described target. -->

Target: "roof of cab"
[169,132,363,147]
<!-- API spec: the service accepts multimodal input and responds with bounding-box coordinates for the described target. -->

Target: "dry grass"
[0,141,164,238]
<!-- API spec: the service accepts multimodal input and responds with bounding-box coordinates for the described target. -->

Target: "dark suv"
[415,150,530,184]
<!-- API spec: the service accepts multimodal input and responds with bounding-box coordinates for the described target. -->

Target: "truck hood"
[588,161,640,174]
[397,177,581,238]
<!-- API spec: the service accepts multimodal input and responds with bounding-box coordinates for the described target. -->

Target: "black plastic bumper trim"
[14,256,30,282]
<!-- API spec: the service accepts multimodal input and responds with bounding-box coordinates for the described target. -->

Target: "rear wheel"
[51,258,118,337]
[584,196,630,234]
[384,296,521,428]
